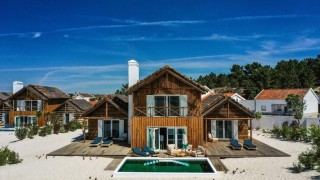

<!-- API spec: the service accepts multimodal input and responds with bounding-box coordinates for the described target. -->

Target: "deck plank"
[205,139,290,158]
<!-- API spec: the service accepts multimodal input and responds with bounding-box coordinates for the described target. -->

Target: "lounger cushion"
[230,139,242,148]
[244,140,256,148]
[90,137,102,144]
[132,148,149,156]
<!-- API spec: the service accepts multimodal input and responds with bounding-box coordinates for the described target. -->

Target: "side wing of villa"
[9,84,70,127]
[0,92,12,126]
[83,94,128,140]
[202,94,254,141]
[52,99,93,124]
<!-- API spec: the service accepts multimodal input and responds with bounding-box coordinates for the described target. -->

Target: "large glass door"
[147,128,160,151]
[215,120,233,139]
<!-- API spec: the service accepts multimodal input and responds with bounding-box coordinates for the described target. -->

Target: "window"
[147,95,187,117]
[17,100,41,111]
[102,120,123,138]
[277,105,282,112]
[15,116,36,127]
[261,105,266,111]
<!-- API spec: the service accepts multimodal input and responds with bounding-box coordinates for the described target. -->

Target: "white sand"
[220,130,319,180]
[0,130,318,180]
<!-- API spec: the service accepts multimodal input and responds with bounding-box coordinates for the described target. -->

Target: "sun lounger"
[243,140,257,150]
[90,137,102,147]
[132,147,150,157]
[101,137,113,147]
[230,139,242,150]
[142,146,159,154]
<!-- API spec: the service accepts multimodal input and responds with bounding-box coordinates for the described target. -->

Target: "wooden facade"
[202,95,254,141]
[131,116,203,149]
[84,96,128,140]
[9,85,69,127]
[0,102,10,124]
[128,66,207,149]
[52,99,93,122]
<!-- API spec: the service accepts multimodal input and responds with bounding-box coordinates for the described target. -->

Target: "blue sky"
[1,0,320,94]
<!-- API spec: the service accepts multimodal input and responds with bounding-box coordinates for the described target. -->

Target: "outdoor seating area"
[47,140,130,157]
[90,137,114,147]
[205,139,290,158]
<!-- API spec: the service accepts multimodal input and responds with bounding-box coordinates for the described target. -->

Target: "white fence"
[251,115,320,129]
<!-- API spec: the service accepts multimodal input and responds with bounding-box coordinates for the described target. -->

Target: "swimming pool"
[113,157,218,178]
[0,127,15,132]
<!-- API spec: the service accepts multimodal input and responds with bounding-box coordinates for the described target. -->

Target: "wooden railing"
[134,106,193,117]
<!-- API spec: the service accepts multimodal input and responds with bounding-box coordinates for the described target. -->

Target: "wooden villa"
[126,60,254,150]
[82,94,128,140]
[9,84,70,127]
[127,64,207,149]
[0,92,12,126]
[52,99,93,124]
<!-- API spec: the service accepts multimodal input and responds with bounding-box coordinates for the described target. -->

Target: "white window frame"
[147,95,188,117]
[261,105,266,111]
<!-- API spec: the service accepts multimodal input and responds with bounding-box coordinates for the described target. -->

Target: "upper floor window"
[16,100,42,111]
[147,95,188,117]
[261,105,266,111]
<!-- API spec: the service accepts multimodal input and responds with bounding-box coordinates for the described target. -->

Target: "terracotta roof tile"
[255,89,309,100]
[225,93,235,97]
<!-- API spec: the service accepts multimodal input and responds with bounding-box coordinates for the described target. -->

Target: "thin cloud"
[220,14,318,21]
[32,32,41,38]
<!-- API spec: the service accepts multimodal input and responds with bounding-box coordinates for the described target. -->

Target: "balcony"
[133,106,192,117]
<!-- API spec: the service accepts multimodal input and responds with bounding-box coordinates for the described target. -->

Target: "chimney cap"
[128,60,139,67]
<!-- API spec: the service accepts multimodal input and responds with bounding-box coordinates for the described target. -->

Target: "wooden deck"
[205,139,290,158]
[47,141,131,157]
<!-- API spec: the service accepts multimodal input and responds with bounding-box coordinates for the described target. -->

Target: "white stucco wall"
[251,115,296,129]
[303,89,318,116]
[240,100,255,111]
[255,100,286,113]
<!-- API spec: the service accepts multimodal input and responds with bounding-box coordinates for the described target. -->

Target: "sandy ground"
[0,130,319,180]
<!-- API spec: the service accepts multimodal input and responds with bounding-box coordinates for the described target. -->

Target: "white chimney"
[128,60,139,87]
[13,81,24,94]
[128,60,139,145]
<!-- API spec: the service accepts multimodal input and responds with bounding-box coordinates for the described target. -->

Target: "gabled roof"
[10,84,70,100]
[69,99,93,111]
[0,92,12,101]
[202,94,254,118]
[53,99,93,112]
[225,93,246,100]
[127,65,207,94]
[255,88,309,100]
[76,93,95,98]
[82,94,128,117]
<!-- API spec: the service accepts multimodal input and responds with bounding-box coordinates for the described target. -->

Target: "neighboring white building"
[252,88,319,129]
[255,88,318,118]
[74,93,95,102]
[225,93,246,103]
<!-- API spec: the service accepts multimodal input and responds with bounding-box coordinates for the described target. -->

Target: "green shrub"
[59,125,66,133]
[282,126,292,140]
[298,150,316,170]
[32,124,39,136]
[292,162,303,173]
[64,124,70,132]
[0,147,10,166]
[0,147,22,166]
[7,150,22,164]
[15,128,28,140]
[69,121,77,132]
[39,127,47,137]
[309,124,320,143]
[298,127,309,142]
[46,125,53,135]
[271,124,282,138]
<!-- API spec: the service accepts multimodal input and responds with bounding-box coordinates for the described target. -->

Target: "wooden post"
[83,118,87,143]
[205,118,207,142]
[250,119,252,141]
